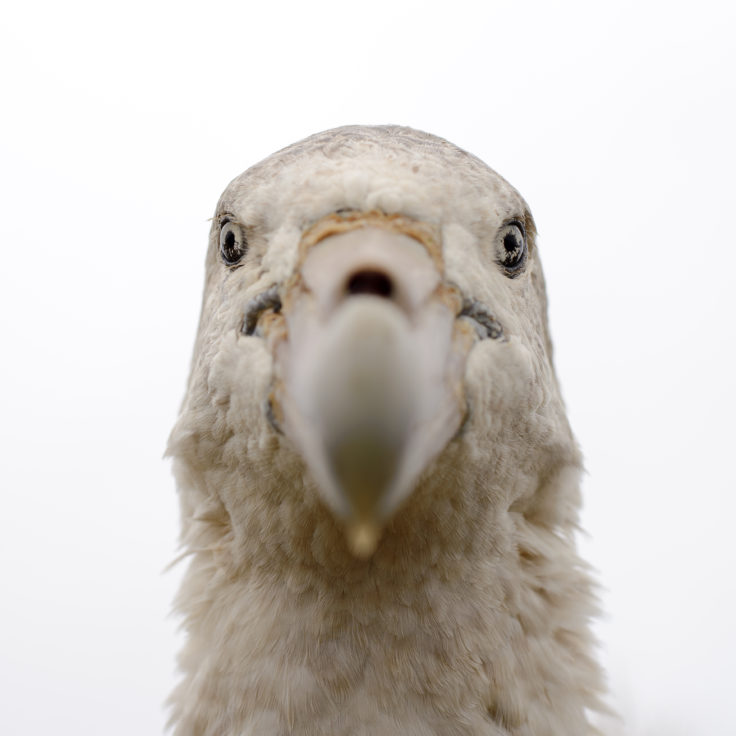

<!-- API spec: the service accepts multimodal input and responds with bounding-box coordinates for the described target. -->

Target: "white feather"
[168,125,605,735]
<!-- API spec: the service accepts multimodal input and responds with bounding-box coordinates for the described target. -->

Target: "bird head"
[170,126,574,563]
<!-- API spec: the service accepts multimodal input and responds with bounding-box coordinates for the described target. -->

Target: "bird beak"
[270,214,472,557]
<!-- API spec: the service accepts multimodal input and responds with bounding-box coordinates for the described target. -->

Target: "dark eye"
[219,219,247,265]
[496,221,527,275]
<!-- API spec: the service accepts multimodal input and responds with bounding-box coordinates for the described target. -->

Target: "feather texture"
[168,126,605,735]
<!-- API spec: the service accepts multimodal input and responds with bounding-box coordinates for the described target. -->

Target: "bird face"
[174,127,568,561]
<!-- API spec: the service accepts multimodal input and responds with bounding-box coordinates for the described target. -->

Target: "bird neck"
[171,456,602,734]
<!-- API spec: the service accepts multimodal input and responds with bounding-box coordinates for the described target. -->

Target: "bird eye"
[496,221,527,275]
[219,219,247,265]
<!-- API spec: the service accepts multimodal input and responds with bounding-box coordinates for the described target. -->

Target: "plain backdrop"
[1,1,734,734]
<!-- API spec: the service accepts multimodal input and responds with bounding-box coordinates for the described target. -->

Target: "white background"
[1,1,734,734]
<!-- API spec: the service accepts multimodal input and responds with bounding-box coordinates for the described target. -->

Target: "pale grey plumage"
[168,126,605,735]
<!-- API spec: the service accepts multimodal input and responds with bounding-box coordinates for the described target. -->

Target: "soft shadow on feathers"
[167,126,606,735]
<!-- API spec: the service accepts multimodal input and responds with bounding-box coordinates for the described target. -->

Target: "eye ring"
[496,220,527,276]
[219,217,247,266]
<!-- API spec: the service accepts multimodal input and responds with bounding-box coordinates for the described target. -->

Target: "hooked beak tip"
[345,519,382,558]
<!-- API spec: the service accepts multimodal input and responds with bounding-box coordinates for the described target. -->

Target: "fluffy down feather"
[168,125,605,735]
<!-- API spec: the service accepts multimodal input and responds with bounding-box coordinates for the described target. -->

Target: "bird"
[167,125,605,735]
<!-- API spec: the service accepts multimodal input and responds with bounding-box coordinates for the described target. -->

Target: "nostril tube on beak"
[300,226,439,315]
[346,270,393,298]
